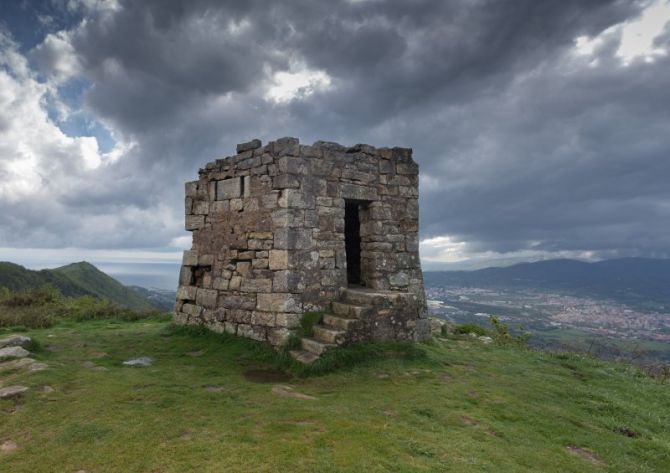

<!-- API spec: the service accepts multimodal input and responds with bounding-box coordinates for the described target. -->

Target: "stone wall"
[174,137,426,348]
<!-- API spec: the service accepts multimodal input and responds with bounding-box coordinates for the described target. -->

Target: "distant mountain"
[424,258,670,311]
[0,261,160,311]
[129,286,177,311]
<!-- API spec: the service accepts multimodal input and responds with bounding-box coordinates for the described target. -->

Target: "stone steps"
[300,337,336,355]
[289,287,414,364]
[288,350,320,364]
[322,313,358,330]
[312,324,346,344]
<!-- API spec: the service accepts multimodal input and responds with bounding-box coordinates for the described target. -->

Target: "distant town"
[426,285,670,362]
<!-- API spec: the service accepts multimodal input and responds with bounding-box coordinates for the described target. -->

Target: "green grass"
[0,286,162,329]
[1,319,669,472]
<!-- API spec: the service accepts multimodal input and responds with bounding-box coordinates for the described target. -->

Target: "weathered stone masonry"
[174,137,429,351]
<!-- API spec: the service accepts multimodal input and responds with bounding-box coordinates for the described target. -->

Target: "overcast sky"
[1,0,669,285]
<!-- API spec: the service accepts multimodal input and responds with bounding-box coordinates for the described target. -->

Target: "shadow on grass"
[161,323,428,377]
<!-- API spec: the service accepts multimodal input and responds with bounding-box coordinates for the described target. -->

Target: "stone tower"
[174,137,429,362]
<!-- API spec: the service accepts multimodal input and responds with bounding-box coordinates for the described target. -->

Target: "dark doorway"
[345,201,362,285]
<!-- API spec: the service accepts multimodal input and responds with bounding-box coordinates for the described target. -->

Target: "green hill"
[0,261,157,310]
[0,318,668,472]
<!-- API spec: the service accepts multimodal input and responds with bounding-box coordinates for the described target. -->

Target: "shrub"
[300,311,322,338]
[0,287,161,328]
[0,285,60,307]
[489,315,531,348]
[453,323,488,336]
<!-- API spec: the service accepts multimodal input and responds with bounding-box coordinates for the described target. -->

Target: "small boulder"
[429,317,446,336]
[0,385,28,399]
[0,335,31,349]
[1,440,18,453]
[478,336,493,344]
[0,357,36,372]
[271,385,316,400]
[0,346,30,359]
[28,362,48,372]
[122,357,153,367]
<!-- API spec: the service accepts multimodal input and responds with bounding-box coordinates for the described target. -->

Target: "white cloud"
[30,30,82,83]
[574,0,670,64]
[420,234,601,270]
[265,65,332,104]
[0,32,114,201]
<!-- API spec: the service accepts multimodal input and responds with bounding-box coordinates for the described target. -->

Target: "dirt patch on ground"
[613,426,640,438]
[460,415,500,437]
[243,368,292,384]
[566,446,605,465]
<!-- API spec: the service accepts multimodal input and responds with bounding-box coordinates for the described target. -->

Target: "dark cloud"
[1,0,669,265]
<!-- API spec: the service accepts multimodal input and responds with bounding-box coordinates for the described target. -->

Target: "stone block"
[185,215,205,231]
[389,272,409,287]
[229,276,242,290]
[341,183,378,201]
[217,178,242,200]
[236,261,251,277]
[379,159,394,174]
[182,250,198,266]
[224,322,237,334]
[396,162,419,175]
[268,328,292,347]
[179,266,193,285]
[196,288,218,309]
[278,156,309,175]
[229,309,252,323]
[185,181,199,197]
[274,228,313,250]
[271,209,304,227]
[182,303,203,317]
[244,175,251,198]
[272,137,300,156]
[192,200,209,215]
[230,198,244,211]
[236,139,262,153]
[261,192,279,208]
[240,278,272,293]
[248,239,272,250]
[278,189,314,209]
[212,277,230,290]
[269,250,289,270]
[211,200,229,213]
[252,258,269,269]
[251,311,276,327]
[176,285,197,301]
[256,293,302,313]
[272,271,306,293]
[275,313,301,328]
[199,254,214,266]
[238,324,267,341]
[249,231,273,240]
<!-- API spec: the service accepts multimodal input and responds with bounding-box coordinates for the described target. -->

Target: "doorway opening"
[345,200,362,285]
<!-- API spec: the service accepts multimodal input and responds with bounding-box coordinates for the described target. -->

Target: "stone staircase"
[289,287,399,364]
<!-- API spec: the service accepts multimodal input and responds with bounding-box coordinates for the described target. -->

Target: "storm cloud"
[0,0,669,268]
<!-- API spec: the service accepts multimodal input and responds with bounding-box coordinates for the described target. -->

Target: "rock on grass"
[0,385,29,399]
[0,346,30,359]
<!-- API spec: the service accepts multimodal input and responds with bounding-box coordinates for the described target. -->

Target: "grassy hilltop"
[0,261,156,311]
[1,317,668,472]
